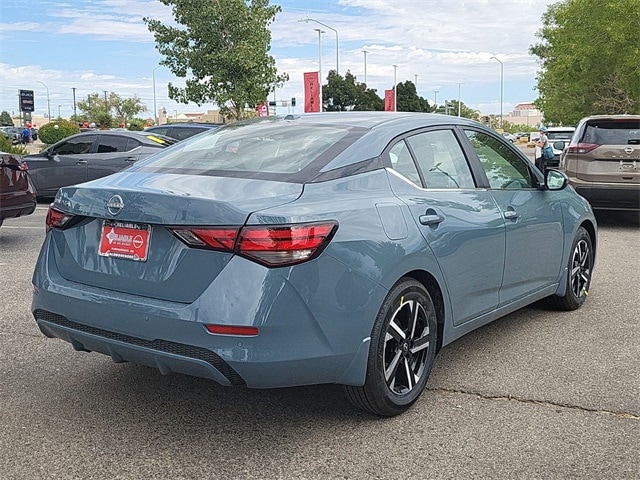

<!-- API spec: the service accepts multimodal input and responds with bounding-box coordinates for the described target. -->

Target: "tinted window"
[96,135,131,153]
[582,119,640,145]
[465,130,533,189]
[136,122,360,177]
[51,135,96,155]
[172,127,207,140]
[407,130,475,188]
[389,140,421,186]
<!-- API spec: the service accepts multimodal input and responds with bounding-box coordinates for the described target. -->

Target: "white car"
[534,127,576,165]
[501,132,517,143]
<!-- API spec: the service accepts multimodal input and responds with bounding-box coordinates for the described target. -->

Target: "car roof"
[546,126,575,132]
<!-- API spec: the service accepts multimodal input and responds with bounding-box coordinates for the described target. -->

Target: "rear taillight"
[45,207,76,232]
[171,227,239,251]
[238,222,337,266]
[567,142,599,154]
[170,221,337,267]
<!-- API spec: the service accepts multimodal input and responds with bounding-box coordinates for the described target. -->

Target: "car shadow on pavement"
[593,210,639,228]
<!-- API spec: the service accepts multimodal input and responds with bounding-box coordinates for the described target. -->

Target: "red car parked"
[0,152,36,227]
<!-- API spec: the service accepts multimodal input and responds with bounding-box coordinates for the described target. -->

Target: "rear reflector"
[205,324,259,336]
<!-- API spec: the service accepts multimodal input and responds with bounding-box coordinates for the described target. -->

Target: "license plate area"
[99,220,151,261]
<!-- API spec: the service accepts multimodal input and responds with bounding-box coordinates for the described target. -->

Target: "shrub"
[0,135,28,155]
[38,120,80,145]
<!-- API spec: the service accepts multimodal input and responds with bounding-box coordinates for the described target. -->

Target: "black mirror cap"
[545,168,569,191]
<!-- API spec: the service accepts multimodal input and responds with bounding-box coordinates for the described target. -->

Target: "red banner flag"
[384,89,395,112]
[304,72,320,113]
[257,102,269,117]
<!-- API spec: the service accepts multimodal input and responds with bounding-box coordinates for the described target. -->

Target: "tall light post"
[315,28,324,112]
[393,64,398,112]
[457,82,463,117]
[490,56,504,128]
[58,105,62,118]
[362,50,369,84]
[103,90,109,119]
[36,81,51,121]
[433,90,439,112]
[152,65,161,125]
[72,87,77,121]
[300,17,339,74]
[414,74,418,91]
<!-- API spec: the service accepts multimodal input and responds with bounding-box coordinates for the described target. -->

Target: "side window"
[96,135,131,153]
[388,140,422,186]
[406,130,475,188]
[125,138,142,151]
[51,135,96,155]
[464,130,534,189]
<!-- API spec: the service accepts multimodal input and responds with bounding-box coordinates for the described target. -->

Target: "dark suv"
[144,122,221,141]
[560,115,640,211]
[0,152,36,227]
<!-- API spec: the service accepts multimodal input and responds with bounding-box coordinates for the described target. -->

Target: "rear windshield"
[133,119,365,181]
[547,130,574,141]
[582,119,640,145]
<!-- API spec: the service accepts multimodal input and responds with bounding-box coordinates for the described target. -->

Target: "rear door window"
[96,135,131,153]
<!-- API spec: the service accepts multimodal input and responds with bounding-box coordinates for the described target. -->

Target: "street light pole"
[414,74,418,91]
[58,105,62,118]
[315,28,324,112]
[457,83,463,117]
[300,17,339,74]
[103,90,109,117]
[393,64,398,112]
[152,65,161,125]
[362,50,369,84]
[72,87,77,121]
[433,90,439,112]
[36,81,51,122]
[490,56,504,128]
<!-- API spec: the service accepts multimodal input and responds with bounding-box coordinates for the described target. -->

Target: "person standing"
[535,126,550,171]
[22,125,31,144]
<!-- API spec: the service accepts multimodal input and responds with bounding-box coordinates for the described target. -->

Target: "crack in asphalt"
[428,387,640,420]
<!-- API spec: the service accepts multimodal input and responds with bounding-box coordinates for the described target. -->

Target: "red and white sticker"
[99,221,151,261]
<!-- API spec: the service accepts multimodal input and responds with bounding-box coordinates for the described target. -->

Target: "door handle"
[419,214,445,226]
[124,156,137,162]
[75,160,87,165]
[504,210,520,220]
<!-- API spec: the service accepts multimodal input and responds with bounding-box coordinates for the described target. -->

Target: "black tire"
[344,278,437,416]
[551,226,594,311]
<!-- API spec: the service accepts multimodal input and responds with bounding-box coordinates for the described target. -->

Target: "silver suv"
[560,115,640,211]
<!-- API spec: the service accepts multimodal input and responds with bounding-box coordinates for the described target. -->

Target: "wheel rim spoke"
[570,240,591,298]
[383,295,432,395]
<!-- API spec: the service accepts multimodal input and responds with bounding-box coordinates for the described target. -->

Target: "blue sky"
[0,0,552,120]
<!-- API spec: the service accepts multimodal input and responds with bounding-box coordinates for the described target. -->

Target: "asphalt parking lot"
[1,184,638,479]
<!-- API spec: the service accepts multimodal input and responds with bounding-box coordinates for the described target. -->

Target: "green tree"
[396,81,431,112]
[0,111,13,126]
[438,100,478,119]
[322,70,383,111]
[144,0,288,121]
[111,94,146,125]
[530,0,640,124]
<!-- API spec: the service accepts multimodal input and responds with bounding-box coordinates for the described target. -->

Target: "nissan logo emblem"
[624,147,634,155]
[106,195,125,216]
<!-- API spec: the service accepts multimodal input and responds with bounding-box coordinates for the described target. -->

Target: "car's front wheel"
[552,226,594,310]
[344,278,437,416]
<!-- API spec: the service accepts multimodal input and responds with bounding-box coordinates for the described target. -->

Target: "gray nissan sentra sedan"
[32,113,597,416]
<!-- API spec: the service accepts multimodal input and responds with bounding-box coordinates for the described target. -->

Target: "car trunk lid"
[49,172,303,303]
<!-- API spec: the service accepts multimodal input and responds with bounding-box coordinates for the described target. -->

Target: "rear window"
[547,130,574,141]
[133,120,365,181]
[582,119,640,145]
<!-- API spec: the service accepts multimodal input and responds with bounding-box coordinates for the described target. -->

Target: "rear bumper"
[31,236,381,388]
[0,200,36,221]
[569,180,640,211]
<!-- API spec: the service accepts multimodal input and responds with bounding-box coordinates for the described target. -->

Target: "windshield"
[132,119,365,181]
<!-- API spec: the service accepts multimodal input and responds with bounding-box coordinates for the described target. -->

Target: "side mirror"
[553,141,565,150]
[545,169,568,190]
